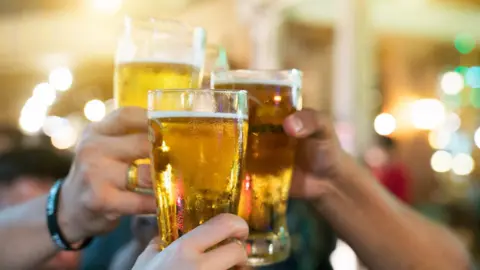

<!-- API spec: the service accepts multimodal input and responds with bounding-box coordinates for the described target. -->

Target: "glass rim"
[148,89,248,95]
[213,68,302,76]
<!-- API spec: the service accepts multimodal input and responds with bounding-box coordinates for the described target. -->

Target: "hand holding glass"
[212,69,302,266]
[148,89,249,248]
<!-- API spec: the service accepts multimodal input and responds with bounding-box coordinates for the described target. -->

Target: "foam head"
[148,111,248,120]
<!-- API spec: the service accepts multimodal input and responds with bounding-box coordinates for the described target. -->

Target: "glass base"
[245,233,291,266]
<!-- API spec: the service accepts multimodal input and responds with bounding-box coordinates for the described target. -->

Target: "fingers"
[99,133,151,162]
[92,107,148,136]
[105,190,156,215]
[137,164,153,189]
[283,108,334,140]
[180,213,249,252]
[201,241,247,269]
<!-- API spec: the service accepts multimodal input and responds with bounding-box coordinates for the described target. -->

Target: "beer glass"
[212,69,302,266]
[114,17,206,192]
[201,44,229,87]
[148,89,249,248]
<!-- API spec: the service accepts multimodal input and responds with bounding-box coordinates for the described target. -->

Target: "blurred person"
[0,125,24,153]
[364,135,412,204]
[0,107,248,270]
[0,147,80,270]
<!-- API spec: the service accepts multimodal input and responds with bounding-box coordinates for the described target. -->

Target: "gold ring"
[127,164,138,191]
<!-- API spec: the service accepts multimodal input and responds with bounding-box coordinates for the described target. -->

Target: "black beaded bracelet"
[46,179,93,251]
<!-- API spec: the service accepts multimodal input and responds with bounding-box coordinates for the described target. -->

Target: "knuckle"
[78,161,108,213]
[171,239,191,254]
[80,183,105,213]
[115,107,130,122]
[214,213,235,226]
[214,213,246,232]
[76,141,98,161]
[116,106,143,123]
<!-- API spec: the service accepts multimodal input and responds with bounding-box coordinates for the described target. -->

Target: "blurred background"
[1,0,479,269]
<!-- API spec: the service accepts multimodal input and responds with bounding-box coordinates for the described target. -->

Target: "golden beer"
[115,18,206,193]
[115,61,201,108]
[148,90,249,248]
[213,70,302,266]
[114,18,206,109]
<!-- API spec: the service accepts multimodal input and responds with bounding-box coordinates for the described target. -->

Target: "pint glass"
[212,69,302,266]
[114,18,206,192]
[148,89,249,248]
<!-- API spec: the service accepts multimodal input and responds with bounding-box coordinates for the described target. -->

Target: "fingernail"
[290,116,303,133]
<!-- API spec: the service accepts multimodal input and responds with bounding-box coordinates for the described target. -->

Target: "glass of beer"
[201,44,229,87]
[114,17,206,192]
[148,89,249,248]
[211,69,302,266]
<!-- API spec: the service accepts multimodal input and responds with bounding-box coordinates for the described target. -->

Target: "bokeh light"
[19,98,49,134]
[49,67,73,91]
[443,112,461,133]
[447,131,472,154]
[430,150,453,173]
[19,114,46,134]
[410,99,445,130]
[452,153,475,176]
[19,98,50,135]
[474,128,480,149]
[428,129,451,149]
[374,113,396,136]
[21,97,49,117]
[43,116,69,137]
[92,0,123,14]
[84,99,106,122]
[442,93,463,110]
[470,88,480,108]
[330,241,357,270]
[465,66,480,89]
[51,124,77,150]
[32,83,56,106]
[454,66,469,76]
[440,72,464,95]
[454,33,476,55]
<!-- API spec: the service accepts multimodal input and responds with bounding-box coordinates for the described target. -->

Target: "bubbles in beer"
[149,112,248,246]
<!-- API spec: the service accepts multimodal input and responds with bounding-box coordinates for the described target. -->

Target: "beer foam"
[117,58,202,69]
[213,78,298,87]
[148,111,248,120]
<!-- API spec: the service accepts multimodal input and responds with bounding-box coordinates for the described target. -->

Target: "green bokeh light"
[470,88,480,108]
[454,66,469,77]
[454,33,476,55]
[442,93,463,109]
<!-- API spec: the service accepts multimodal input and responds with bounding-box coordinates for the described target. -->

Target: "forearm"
[109,240,145,270]
[317,155,471,270]
[0,195,58,269]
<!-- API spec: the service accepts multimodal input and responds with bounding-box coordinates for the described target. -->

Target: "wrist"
[57,182,88,244]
